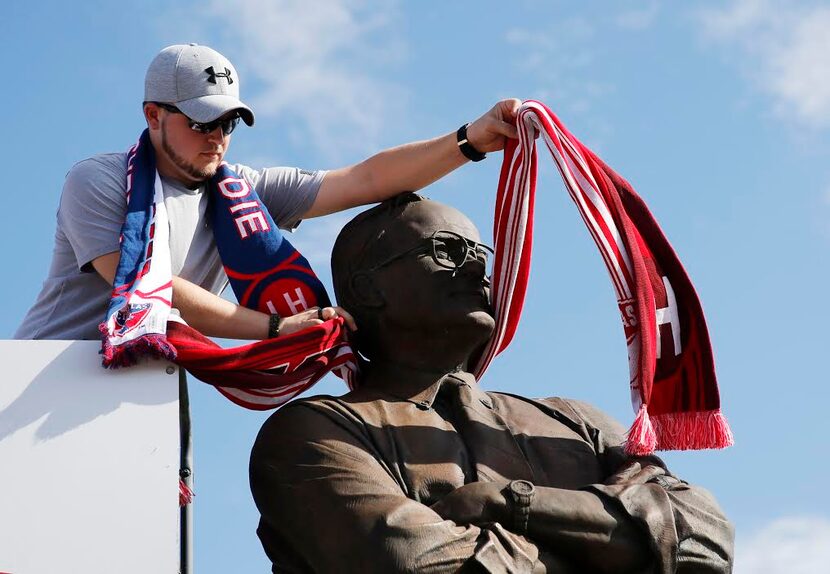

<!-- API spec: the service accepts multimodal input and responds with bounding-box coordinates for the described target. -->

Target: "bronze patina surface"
[250,195,734,573]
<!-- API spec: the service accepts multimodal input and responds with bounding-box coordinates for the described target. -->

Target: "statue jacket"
[250,371,734,573]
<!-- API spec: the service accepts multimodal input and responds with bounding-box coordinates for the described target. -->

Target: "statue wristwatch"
[506,479,535,535]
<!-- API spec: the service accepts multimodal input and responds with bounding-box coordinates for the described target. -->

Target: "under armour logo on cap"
[145,44,254,125]
[205,66,234,85]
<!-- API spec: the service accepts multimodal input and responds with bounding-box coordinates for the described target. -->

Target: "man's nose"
[206,126,225,144]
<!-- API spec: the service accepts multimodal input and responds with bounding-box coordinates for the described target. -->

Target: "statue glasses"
[364,230,494,276]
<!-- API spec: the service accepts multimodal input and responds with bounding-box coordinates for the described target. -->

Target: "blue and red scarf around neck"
[100,129,355,410]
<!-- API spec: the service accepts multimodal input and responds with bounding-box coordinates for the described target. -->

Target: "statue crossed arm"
[250,194,734,573]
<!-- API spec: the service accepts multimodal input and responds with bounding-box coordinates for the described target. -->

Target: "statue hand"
[604,461,666,486]
[430,481,511,526]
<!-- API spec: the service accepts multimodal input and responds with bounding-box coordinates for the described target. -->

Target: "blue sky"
[3,1,829,572]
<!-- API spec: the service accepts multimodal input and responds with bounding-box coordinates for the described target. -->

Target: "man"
[15,43,518,341]
[249,194,734,573]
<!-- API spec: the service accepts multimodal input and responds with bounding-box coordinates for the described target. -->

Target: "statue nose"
[467,248,491,274]
[455,249,489,280]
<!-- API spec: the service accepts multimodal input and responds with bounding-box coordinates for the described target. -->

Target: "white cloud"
[697,0,830,129]
[288,211,356,277]
[735,515,830,573]
[504,19,613,118]
[616,0,661,30]
[172,0,406,161]
[818,186,830,240]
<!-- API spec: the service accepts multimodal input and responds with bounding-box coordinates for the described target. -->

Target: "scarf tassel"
[179,479,193,507]
[626,405,735,454]
[624,405,658,455]
[99,322,178,368]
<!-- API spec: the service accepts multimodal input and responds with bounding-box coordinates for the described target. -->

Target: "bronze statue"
[250,194,734,573]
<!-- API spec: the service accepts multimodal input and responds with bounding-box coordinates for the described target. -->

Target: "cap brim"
[176,94,255,126]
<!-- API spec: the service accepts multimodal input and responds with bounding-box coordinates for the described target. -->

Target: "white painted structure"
[0,340,181,573]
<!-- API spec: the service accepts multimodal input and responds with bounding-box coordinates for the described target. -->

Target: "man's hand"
[430,481,511,527]
[91,252,357,339]
[278,305,357,336]
[465,99,522,154]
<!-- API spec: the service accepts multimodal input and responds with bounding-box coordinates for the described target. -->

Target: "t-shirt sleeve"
[235,164,325,231]
[57,156,128,272]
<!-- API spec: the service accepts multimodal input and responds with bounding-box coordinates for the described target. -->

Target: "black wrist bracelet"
[456,123,486,162]
[268,313,281,338]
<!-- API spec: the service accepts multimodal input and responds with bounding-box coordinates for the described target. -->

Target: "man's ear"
[144,103,161,130]
[349,272,385,308]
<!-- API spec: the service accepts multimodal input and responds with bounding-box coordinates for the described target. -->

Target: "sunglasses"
[154,102,240,136]
[366,230,494,274]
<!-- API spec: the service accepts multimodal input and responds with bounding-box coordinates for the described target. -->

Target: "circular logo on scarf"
[261,279,320,317]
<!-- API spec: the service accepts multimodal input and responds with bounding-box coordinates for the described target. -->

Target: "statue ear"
[349,272,385,308]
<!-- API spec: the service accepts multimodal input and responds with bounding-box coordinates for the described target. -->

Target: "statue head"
[332,194,495,370]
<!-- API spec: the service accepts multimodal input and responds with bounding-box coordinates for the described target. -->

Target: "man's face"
[370,201,495,338]
[156,107,233,185]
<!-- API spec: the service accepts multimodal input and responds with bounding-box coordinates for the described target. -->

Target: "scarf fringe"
[625,406,735,454]
[653,409,735,451]
[179,479,193,507]
[99,322,178,368]
[624,405,658,455]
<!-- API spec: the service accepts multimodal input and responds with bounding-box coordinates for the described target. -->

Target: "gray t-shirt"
[15,153,325,340]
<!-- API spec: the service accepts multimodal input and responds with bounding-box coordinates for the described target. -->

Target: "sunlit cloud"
[288,211,356,284]
[735,515,830,573]
[697,0,830,129]
[171,0,406,162]
[504,19,613,118]
[616,0,661,30]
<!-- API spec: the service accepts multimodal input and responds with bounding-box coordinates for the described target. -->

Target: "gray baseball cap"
[144,43,255,126]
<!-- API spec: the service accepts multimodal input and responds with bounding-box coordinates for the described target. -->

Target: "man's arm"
[87,101,520,336]
[249,400,543,573]
[305,99,521,218]
[91,252,354,339]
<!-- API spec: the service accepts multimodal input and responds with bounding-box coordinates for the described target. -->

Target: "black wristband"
[268,313,281,339]
[456,123,486,162]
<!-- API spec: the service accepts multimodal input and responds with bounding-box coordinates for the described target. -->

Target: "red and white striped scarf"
[118,102,731,456]
[475,100,733,454]
[167,319,355,410]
